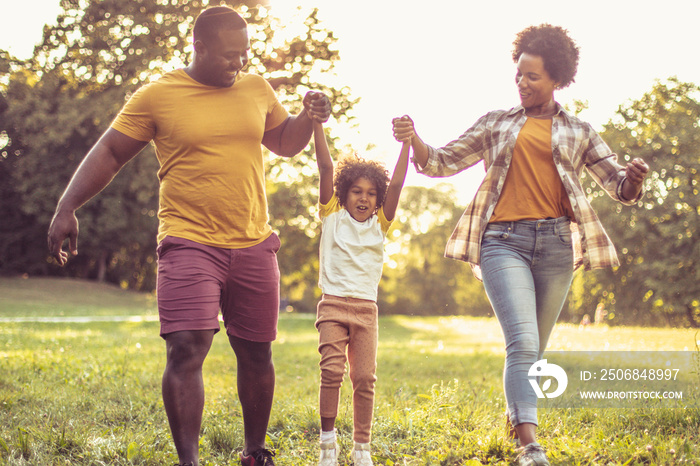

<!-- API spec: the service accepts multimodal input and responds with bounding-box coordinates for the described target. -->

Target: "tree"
[379,185,491,316]
[580,78,700,327]
[0,60,160,286]
[0,1,355,290]
[266,144,324,313]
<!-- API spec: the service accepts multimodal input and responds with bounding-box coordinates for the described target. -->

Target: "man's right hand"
[47,210,79,266]
[44,129,148,266]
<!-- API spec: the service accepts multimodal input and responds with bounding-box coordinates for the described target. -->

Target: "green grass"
[0,276,157,317]
[1,277,699,465]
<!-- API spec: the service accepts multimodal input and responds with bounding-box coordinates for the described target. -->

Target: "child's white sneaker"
[351,442,373,466]
[318,441,338,466]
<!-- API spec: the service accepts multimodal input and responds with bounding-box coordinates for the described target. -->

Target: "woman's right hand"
[392,115,416,143]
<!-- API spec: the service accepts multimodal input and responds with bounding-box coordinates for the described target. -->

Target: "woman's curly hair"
[334,155,390,211]
[512,24,580,89]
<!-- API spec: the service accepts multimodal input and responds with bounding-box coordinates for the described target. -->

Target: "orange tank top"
[490,117,574,222]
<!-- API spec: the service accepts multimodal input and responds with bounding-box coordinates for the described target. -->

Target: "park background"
[0,0,699,326]
[1,1,700,464]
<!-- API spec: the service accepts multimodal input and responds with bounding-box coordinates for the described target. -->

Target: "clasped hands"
[303,91,332,123]
[392,115,415,143]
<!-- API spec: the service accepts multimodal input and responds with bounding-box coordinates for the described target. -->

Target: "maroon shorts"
[156,234,281,342]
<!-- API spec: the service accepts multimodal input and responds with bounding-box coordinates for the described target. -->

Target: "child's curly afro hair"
[334,155,390,210]
[512,24,580,89]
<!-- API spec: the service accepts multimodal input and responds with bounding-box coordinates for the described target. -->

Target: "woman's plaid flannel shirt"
[416,104,642,276]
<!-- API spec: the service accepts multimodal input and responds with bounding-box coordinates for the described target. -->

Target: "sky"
[2,0,699,204]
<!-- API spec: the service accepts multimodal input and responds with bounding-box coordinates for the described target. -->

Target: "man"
[47,6,331,466]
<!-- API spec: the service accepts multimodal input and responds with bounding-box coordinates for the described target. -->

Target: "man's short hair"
[193,6,247,45]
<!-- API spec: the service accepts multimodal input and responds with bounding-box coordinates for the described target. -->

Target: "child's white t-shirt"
[318,193,392,301]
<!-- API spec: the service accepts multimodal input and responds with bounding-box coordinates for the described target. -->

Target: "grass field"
[1,277,699,465]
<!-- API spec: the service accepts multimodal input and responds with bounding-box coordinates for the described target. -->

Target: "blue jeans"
[480,217,574,426]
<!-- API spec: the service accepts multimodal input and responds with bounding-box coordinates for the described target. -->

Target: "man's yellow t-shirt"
[111,69,289,248]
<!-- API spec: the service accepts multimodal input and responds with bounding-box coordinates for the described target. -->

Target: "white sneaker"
[517,442,550,466]
[351,442,373,466]
[318,441,338,466]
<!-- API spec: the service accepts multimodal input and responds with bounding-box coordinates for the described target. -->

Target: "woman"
[392,24,648,466]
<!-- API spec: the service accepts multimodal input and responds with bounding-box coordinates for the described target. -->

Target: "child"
[312,117,410,466]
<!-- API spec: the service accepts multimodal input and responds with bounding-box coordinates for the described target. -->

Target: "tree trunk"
[96,250,108,283]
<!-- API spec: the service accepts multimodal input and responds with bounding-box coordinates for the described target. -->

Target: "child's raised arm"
[382,139,411,222]
[313,120,334,205]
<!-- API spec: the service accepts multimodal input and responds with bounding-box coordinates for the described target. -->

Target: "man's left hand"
[303,91,332,123]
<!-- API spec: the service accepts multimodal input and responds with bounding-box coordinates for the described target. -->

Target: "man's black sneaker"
[240,448,276,466]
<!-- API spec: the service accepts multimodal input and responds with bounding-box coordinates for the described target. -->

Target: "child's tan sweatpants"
[316,294,378,443]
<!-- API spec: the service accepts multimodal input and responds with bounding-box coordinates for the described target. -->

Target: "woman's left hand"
[626,158,649,187]
[621,158,649,201]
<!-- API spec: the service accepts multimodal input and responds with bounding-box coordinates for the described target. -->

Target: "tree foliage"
[3,3,699,325]
[266,145,324,313]
[575,78,700,327]
[0,0,354,290]
[379,185,491,316]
